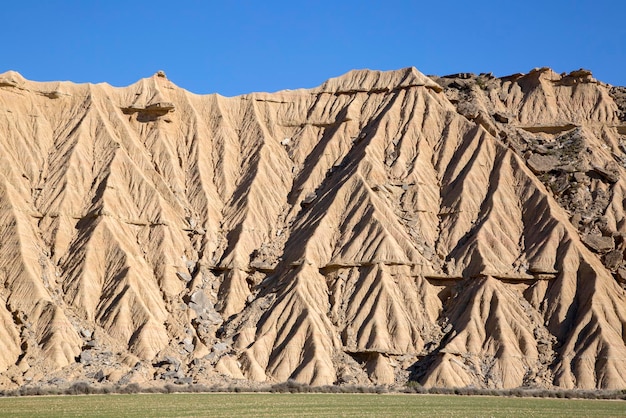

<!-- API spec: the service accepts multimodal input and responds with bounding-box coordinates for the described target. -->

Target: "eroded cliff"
[0,67,625,390]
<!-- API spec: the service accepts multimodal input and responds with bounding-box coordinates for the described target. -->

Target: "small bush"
[119,383,141,394]
[188,384,211,393]
[66,382,94,395]
[270,380,311,393]
[19,386,59,396]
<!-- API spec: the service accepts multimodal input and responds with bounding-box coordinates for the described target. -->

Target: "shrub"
[66,382,94,395]
[119,383,141,394]
[270,380,310,393]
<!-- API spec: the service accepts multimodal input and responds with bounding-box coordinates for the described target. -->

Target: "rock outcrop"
[0,67,626,390]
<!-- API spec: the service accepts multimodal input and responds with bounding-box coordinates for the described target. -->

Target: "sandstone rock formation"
[0,66,626,390]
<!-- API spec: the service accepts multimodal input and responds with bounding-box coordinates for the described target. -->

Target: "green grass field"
[0,393,624,417]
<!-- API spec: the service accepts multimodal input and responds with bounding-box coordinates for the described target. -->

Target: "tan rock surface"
[0,67,626,390]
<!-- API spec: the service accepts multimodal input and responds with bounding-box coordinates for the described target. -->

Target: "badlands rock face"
[1,67,626,390]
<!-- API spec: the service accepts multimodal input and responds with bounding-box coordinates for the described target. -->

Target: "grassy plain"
[0,393,624,417]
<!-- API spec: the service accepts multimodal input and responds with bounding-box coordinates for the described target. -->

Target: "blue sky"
[1,1,624,96]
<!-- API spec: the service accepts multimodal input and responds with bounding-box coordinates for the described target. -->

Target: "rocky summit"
[0,66,626,390]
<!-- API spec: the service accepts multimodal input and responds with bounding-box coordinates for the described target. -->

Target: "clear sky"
[1,0,624,96]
